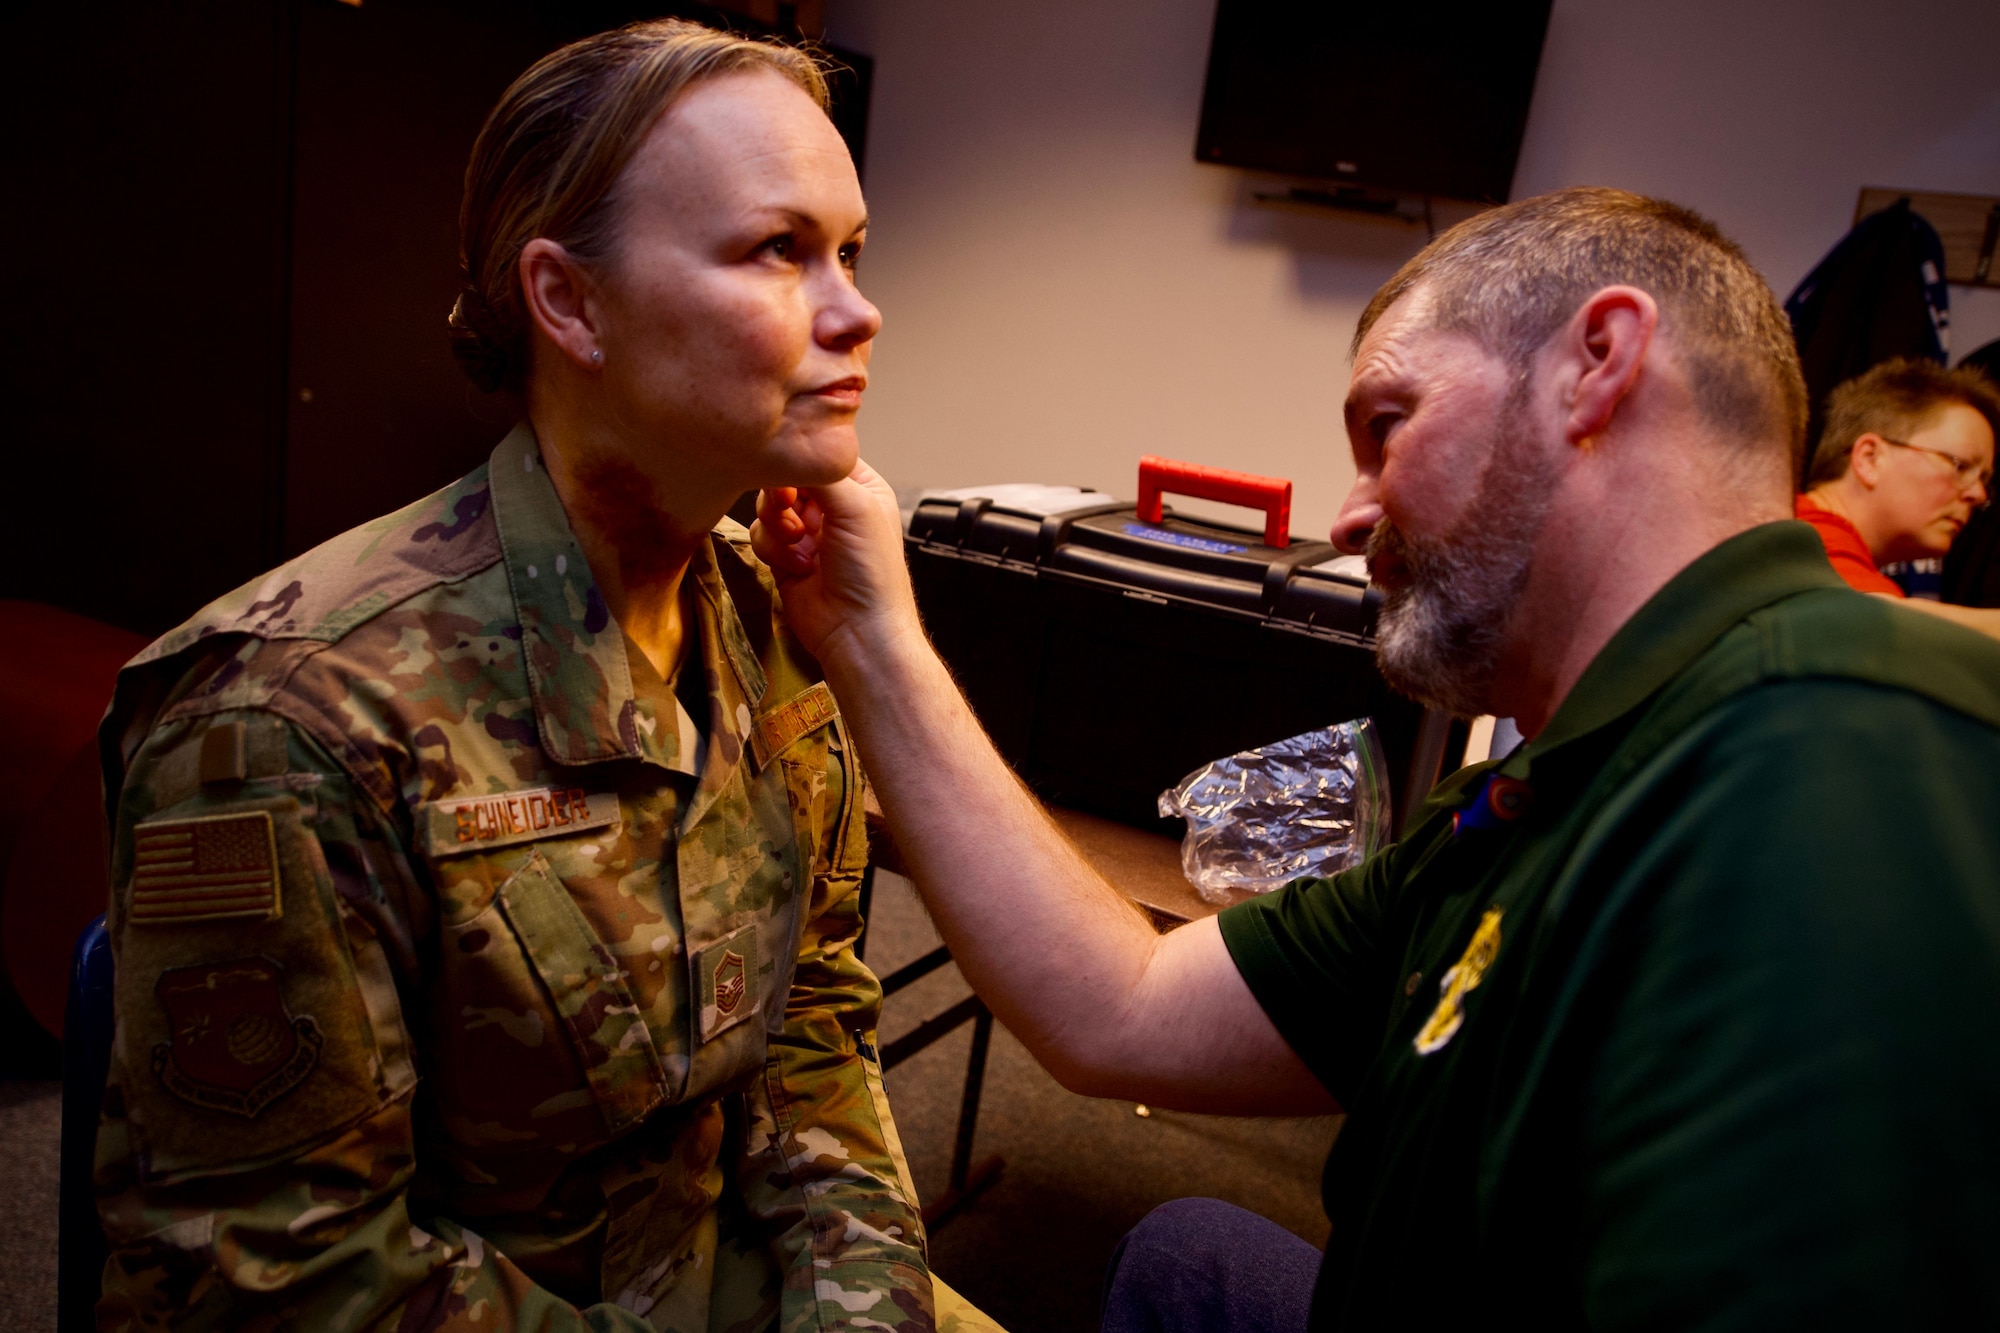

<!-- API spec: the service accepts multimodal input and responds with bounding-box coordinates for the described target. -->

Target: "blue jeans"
[1100,1198,1321,1333]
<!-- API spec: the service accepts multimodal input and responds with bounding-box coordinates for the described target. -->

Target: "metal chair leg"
[861,862,1004,1231]
[916,1002,1004,1230]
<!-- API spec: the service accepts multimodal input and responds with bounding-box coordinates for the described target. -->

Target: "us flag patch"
[130,812,282,927]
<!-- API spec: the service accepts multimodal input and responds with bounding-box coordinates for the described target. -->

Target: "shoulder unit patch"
[129,811,282,927]
[151,957,322,1117]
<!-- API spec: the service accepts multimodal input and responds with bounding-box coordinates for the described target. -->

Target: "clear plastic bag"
[1157,719,1392,902]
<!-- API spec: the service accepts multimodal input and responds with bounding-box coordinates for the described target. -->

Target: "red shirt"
[1795,494,1904,597]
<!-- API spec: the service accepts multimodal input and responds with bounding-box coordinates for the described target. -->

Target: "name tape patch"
[751,681,839,768]
[130,811,282,927]
[420,786,621,857]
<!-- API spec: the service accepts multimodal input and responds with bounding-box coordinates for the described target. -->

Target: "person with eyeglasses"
[1797,357,2000,640]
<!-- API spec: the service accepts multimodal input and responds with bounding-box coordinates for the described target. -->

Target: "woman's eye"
[838,241,863,270]
[760,234,794,261]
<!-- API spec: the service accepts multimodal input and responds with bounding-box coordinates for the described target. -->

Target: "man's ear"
[1849,434,1885,488]
[1556,285,1659,448]
[519,238,606,373]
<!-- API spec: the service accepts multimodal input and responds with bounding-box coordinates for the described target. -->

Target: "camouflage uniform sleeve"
[739,732,935,1333]
[94,708,653,1333]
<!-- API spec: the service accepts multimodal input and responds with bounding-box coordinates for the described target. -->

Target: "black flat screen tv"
[1195,1,1555,205]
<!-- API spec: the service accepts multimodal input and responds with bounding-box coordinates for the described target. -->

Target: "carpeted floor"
[867,870,1334,1330]
[0,1078,60,1333]
[0,871,1332,1332]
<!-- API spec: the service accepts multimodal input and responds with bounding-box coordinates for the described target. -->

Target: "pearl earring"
[590,349,603,366]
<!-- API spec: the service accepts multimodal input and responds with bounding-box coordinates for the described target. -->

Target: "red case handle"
[1136,456,1293,548]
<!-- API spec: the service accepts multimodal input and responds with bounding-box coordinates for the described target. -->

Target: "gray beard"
[1366,409,1553,719]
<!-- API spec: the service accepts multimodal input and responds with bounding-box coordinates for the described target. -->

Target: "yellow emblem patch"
[1413,905,1503,1055]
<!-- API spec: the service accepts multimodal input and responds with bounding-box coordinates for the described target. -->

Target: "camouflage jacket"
[93,426,933,1332]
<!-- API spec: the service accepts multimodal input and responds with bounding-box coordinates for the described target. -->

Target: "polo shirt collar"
[1499,520,1844,777]
[486,425,770,778]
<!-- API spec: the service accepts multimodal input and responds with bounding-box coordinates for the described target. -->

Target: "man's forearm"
[822,624,1163,1095]
[1890,595,2000,642]
[820,622,1335,1115]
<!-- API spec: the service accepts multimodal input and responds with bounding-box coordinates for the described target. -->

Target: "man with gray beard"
[1363,378,1558,719]
[755,188,2000,1329]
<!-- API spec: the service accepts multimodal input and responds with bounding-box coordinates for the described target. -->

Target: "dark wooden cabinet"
[5,1,298,635]
[2,0,869,635]
[282,1,553,559]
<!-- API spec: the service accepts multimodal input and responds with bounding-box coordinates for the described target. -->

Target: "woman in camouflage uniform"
[95,20,974,1332]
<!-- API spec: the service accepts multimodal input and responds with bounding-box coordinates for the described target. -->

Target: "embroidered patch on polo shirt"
[750,682,839,768]
[129,812,282,927]
[417,786,621,857]
[1413,905,1503,1055]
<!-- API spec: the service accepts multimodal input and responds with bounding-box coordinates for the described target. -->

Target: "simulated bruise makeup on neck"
[565,452,709,589]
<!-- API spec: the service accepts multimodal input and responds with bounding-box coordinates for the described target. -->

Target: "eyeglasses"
[1878,436,1994,507]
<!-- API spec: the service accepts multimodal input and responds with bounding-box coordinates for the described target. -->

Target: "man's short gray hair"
[1354,187,1808,475]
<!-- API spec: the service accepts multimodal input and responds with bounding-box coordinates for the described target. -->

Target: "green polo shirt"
[1219,520,2000,1329]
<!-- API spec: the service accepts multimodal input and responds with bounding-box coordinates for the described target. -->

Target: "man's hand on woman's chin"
[752,460,926,670]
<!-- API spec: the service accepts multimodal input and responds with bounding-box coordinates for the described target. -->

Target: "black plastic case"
[905,494,1427,832]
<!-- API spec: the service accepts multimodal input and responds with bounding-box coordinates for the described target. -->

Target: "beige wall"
[826,0,2000,540]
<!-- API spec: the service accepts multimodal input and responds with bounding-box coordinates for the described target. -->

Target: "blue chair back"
[58,914,112,1333]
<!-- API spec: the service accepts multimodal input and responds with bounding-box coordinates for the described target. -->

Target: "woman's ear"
[519,238,606,372]
[1849,434,1885,488]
